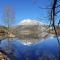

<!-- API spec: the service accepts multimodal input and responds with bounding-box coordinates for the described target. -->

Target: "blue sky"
[0,0,51,25]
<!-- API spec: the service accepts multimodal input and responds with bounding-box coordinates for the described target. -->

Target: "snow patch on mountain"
[18,19,44,25]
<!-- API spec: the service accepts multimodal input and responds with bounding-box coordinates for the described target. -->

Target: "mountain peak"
[18,19,44,25]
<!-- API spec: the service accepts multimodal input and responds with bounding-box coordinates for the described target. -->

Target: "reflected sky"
[0,36,59,60]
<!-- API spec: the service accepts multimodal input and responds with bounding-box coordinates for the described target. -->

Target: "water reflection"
[0,35,59,60]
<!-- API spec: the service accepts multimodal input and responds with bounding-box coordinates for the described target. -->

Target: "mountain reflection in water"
[0,36,60,60]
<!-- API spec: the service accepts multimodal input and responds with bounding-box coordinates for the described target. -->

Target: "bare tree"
[3,5,15,34]
[2,5,16,56]
[49,0,60,60]
[50,0,60,44]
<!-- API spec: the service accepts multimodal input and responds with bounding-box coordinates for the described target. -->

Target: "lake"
[0,36,60,60]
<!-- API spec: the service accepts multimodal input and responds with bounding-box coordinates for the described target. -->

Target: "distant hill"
[11,19,49,44]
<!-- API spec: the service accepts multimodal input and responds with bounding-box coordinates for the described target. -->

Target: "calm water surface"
[0,36,60,60]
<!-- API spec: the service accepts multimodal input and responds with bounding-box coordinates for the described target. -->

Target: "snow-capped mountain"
[18,19,44,25]
[12,19,49,45]
[17,19,47,30]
